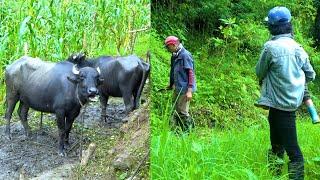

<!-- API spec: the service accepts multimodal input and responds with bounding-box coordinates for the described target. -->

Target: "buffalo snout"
[88,87,98,95]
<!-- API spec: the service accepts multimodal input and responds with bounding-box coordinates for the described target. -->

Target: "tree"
[314,0,320,47]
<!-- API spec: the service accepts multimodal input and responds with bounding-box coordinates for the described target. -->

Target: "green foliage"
[151,120,320,179]
[207,19,269,55]
[151,0,320,179]
[152,0,317,52]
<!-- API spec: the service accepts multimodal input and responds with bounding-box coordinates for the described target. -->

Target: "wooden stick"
[24,42,28,55]
[129,149,150,180]
[128,26,150,33]
[67,140,80,153]
[19,166,27,180]
[80,143,97,166]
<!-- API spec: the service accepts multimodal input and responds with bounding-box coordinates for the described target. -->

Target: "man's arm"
[186,69,194,101]
[294,47,315,82]
[256,44,271,81]
[183,54,195,101]
[302,58,316,82]
[168,56,174,89]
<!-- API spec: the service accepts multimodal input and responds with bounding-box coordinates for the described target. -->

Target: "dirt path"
[0,97,145,179]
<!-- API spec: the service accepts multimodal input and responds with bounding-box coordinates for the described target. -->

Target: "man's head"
[165,36,180,53]
[265,6,293,36]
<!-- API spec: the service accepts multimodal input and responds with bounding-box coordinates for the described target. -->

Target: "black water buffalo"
[4,56,102,156]
[67,52,150,121]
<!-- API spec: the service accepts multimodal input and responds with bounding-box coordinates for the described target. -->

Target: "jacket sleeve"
[302,58,316,82]
[169,56,174,87]
[297,48,316,82]
[255,44,271,81]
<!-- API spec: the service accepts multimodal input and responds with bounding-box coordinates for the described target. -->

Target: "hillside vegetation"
[151,0,320,179]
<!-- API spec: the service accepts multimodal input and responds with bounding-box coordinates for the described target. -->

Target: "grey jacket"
[255,34,316,111]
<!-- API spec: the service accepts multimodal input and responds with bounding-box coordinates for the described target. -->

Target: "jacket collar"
[271,33,293,40]
[173,44,184,57]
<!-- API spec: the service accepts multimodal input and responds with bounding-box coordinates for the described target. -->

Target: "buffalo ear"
[67,75,80,84]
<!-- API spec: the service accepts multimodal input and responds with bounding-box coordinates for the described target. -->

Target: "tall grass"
[150,21,320,178]
[151,119,320,179]
[0,0,150,116]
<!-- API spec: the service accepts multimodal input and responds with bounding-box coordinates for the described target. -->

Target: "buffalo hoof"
[100,116,107,122]
[58,150,67,157]
[5,134,12,141]
[4,130,11,140]
[25,131,32,138]
[64,142,70,149]
[37,130,47,136]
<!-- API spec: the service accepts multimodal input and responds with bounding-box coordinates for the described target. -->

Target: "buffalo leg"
[4,95,19,139]
[120,83,134,114]
[18,102,31,137]
[133,90,139,110]
[64,110,79,148]
[100,95,109,122]
[133,85,144,110]
[56,110,66,156]
[122,92,134,114]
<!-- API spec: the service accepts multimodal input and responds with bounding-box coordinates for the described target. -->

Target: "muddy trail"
[0,97,148,179]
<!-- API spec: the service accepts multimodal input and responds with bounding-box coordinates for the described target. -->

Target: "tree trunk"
[314,2,320,47]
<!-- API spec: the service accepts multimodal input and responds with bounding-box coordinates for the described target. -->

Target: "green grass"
[150,13,320,178]
[151,119,320,179]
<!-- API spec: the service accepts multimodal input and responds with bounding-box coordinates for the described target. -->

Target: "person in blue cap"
[255,6,316,179]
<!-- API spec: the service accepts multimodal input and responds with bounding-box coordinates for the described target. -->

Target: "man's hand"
[186,88,192,101]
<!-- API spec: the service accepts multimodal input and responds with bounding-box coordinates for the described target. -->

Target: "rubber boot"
[267,149,285,176]
[185,116,195,132]
[176,115,186,132]
[288,161,304,180]
[171,114,185,134]
[307,105,320,124]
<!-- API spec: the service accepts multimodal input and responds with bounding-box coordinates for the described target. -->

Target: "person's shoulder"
[263,40,274,48]
[180,48,193,59]
[294,42,309,57]
[182,47,192,55]
[292,40,304,49]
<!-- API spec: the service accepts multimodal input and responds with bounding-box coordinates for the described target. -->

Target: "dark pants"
[268,108,304,179]
[268,108,303,162]
[171,90,194,132]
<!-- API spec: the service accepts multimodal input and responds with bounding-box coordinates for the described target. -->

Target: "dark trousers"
[268,108,304,163]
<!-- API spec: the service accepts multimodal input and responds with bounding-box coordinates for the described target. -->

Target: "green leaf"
[191,142,202,153]
[19,16,32,39]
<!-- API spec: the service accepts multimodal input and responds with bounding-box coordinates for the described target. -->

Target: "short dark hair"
[267,22,293,36]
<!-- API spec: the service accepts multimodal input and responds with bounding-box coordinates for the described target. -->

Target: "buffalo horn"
[96,67,101,74]
[72,65,80,75]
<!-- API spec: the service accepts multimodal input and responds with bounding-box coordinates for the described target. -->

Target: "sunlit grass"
[150,32,320,179]
[151,115,320,179]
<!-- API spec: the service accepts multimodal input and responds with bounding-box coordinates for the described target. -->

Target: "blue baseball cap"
[265,6,291,25]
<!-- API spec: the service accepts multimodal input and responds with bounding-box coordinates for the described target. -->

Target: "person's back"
[257,34,311,111]
[255,6,316,179]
